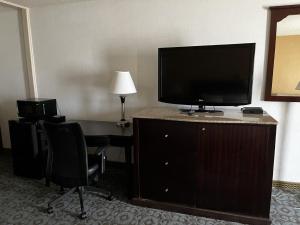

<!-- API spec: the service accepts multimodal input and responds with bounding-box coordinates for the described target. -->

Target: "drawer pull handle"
[202,128,206,131]
[164,188,169,192]
[164,161,169,166]
[164,134,169,138]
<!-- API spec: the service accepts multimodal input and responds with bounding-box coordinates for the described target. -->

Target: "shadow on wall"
[58,48,163,120]
[276,103,290,180]
[59,70,146,121]
[55,33,184,120]
[136,49,159,107]
[60,70,112,119]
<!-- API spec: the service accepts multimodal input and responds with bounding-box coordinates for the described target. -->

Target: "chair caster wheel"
[80,212,87,219]
[47,207,53,214]
[106,194,113,201]
[59,187,65,195]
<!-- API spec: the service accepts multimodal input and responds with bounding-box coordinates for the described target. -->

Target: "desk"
[74,120,133,196]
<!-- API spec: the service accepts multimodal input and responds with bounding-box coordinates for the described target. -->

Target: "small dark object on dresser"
[241,107,263,114]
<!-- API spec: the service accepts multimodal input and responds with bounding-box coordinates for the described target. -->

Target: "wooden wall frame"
[0,0,38,98]
[265,4,300,102]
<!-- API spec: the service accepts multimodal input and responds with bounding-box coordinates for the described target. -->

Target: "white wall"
[29,0,300,182]
[0,5,28,148]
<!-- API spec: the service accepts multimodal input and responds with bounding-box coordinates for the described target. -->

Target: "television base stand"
[195,105,223,113]
[195,108,223,113]
[180,106,223,114]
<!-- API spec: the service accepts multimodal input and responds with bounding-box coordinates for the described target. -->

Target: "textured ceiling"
[2,0,91,7]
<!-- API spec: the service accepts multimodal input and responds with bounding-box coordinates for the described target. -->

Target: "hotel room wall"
[28,0,300,182]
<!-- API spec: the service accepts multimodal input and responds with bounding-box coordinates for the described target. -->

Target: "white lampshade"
[111,71,137,95]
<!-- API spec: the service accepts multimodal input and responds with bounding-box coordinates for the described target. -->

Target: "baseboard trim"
[272,180,300,191]
[131,198,271,225]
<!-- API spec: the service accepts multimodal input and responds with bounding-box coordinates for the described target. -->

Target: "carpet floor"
[0,151,300,225]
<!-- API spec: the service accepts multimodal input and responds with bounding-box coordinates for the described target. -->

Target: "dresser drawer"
[140,154,195,206]
[140,154,195,182]
[140,180,195,206]
[138,119,198,155]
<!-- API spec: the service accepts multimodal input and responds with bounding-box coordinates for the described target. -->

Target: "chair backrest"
[43,122,88,187]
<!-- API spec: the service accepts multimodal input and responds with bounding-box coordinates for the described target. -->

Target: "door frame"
[0,0,38,98]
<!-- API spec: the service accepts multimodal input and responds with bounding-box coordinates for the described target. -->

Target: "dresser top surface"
[132,107,277,125]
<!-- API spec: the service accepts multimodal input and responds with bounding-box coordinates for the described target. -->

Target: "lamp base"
[116,120,130,127]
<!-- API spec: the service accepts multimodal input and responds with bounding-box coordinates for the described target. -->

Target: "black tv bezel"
[158,43,255,106]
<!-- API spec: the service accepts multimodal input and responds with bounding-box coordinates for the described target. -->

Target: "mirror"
[265,5,300,101]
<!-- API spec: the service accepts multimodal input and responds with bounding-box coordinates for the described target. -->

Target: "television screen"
[158,43,255,106]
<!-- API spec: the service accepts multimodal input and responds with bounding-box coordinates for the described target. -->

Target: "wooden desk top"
[74,120,133,137]
[132,107,277,125]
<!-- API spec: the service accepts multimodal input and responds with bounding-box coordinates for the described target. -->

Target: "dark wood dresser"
[132,107,277,225]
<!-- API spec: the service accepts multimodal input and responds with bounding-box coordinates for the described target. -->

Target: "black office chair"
[43,122,112,219]
[0,126,3,151]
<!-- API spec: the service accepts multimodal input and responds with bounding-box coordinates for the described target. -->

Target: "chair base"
[47,206,54,214]
[80,211,87,219]
[86,186,112,200]
[47,186,112,219]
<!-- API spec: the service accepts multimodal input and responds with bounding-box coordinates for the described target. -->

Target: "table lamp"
[111,71,137,127]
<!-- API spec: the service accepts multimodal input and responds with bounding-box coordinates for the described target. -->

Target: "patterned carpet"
[0,151,300,225]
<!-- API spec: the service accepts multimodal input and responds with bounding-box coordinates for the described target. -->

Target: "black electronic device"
[17,98,57,119]
[241,107,263,114]
[158,43,256,107]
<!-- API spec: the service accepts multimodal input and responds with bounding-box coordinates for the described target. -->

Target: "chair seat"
[87,146,106,156]
[88,154,100,176]
[88,163,99,176]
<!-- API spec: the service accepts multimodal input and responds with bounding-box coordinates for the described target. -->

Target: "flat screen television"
[158,43,255,108]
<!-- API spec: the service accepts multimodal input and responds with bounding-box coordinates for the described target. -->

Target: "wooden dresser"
[132,107,277,225]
